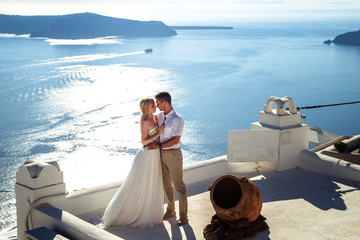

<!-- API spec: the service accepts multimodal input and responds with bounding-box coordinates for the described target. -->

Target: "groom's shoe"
[163,210,176,220]
[176,216,188,226]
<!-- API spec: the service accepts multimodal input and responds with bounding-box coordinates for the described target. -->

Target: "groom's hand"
[146,142,160,150]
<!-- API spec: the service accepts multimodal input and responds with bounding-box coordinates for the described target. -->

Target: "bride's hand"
[158,123,165,135]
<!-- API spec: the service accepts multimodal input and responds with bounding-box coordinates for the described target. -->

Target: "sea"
[1,20,360,238]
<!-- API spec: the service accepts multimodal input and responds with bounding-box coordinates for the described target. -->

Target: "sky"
[2,0,360,25]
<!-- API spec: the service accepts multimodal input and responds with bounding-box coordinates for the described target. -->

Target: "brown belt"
[161,148,180,152]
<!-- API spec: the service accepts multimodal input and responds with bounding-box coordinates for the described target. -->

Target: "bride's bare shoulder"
[141,117,154,131]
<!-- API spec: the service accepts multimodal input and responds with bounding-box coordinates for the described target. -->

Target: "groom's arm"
[146,141,160,149]
[160,136,181,148]
[145,135,180,149]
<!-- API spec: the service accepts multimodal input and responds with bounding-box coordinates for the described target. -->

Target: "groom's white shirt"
[158,109,184,150]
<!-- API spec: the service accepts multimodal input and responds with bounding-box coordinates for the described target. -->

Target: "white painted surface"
[227,130,279,162]
[264,96,297,115]
[258,111,302,129]
[228,96,309,171]
[15,160,66,240]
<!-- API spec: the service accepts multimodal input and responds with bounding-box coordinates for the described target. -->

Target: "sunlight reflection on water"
[28,63,176,190]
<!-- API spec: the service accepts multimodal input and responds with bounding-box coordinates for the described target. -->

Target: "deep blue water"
[1,21,360,236]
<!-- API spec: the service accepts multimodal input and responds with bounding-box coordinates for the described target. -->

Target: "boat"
[15,96,360,240]
[144,48,153,53]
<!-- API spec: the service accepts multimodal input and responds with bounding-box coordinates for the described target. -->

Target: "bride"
[99,97,165,228]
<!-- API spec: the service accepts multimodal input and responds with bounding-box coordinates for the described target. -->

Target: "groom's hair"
[155,91,172,105]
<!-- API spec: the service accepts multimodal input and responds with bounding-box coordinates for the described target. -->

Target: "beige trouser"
[161,148,188,219]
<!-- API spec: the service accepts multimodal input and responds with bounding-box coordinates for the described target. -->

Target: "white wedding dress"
[100,126,164,228]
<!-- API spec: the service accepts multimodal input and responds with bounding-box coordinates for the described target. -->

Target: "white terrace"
[15,96,360,240]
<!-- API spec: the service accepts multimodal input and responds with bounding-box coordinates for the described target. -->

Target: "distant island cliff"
[0,12,177,39]
[324,29,360,46]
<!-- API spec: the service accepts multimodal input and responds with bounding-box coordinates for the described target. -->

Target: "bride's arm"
[141,120,164,146]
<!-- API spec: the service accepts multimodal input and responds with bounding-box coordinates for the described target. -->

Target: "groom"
[154,91,188,226]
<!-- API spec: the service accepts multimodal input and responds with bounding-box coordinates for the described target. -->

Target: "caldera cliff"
[324,29,360,46]
[0,12,177,39]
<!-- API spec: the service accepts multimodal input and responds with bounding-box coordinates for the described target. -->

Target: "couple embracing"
[99,91,188,229]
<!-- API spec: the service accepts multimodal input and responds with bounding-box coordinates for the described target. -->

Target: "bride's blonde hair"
[139,97,155,122]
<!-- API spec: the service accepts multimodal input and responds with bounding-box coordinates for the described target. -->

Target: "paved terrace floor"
[102,168,360,240]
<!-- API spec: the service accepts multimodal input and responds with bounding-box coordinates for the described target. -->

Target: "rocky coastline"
[0,12,177,39]
[324,29,360,46]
